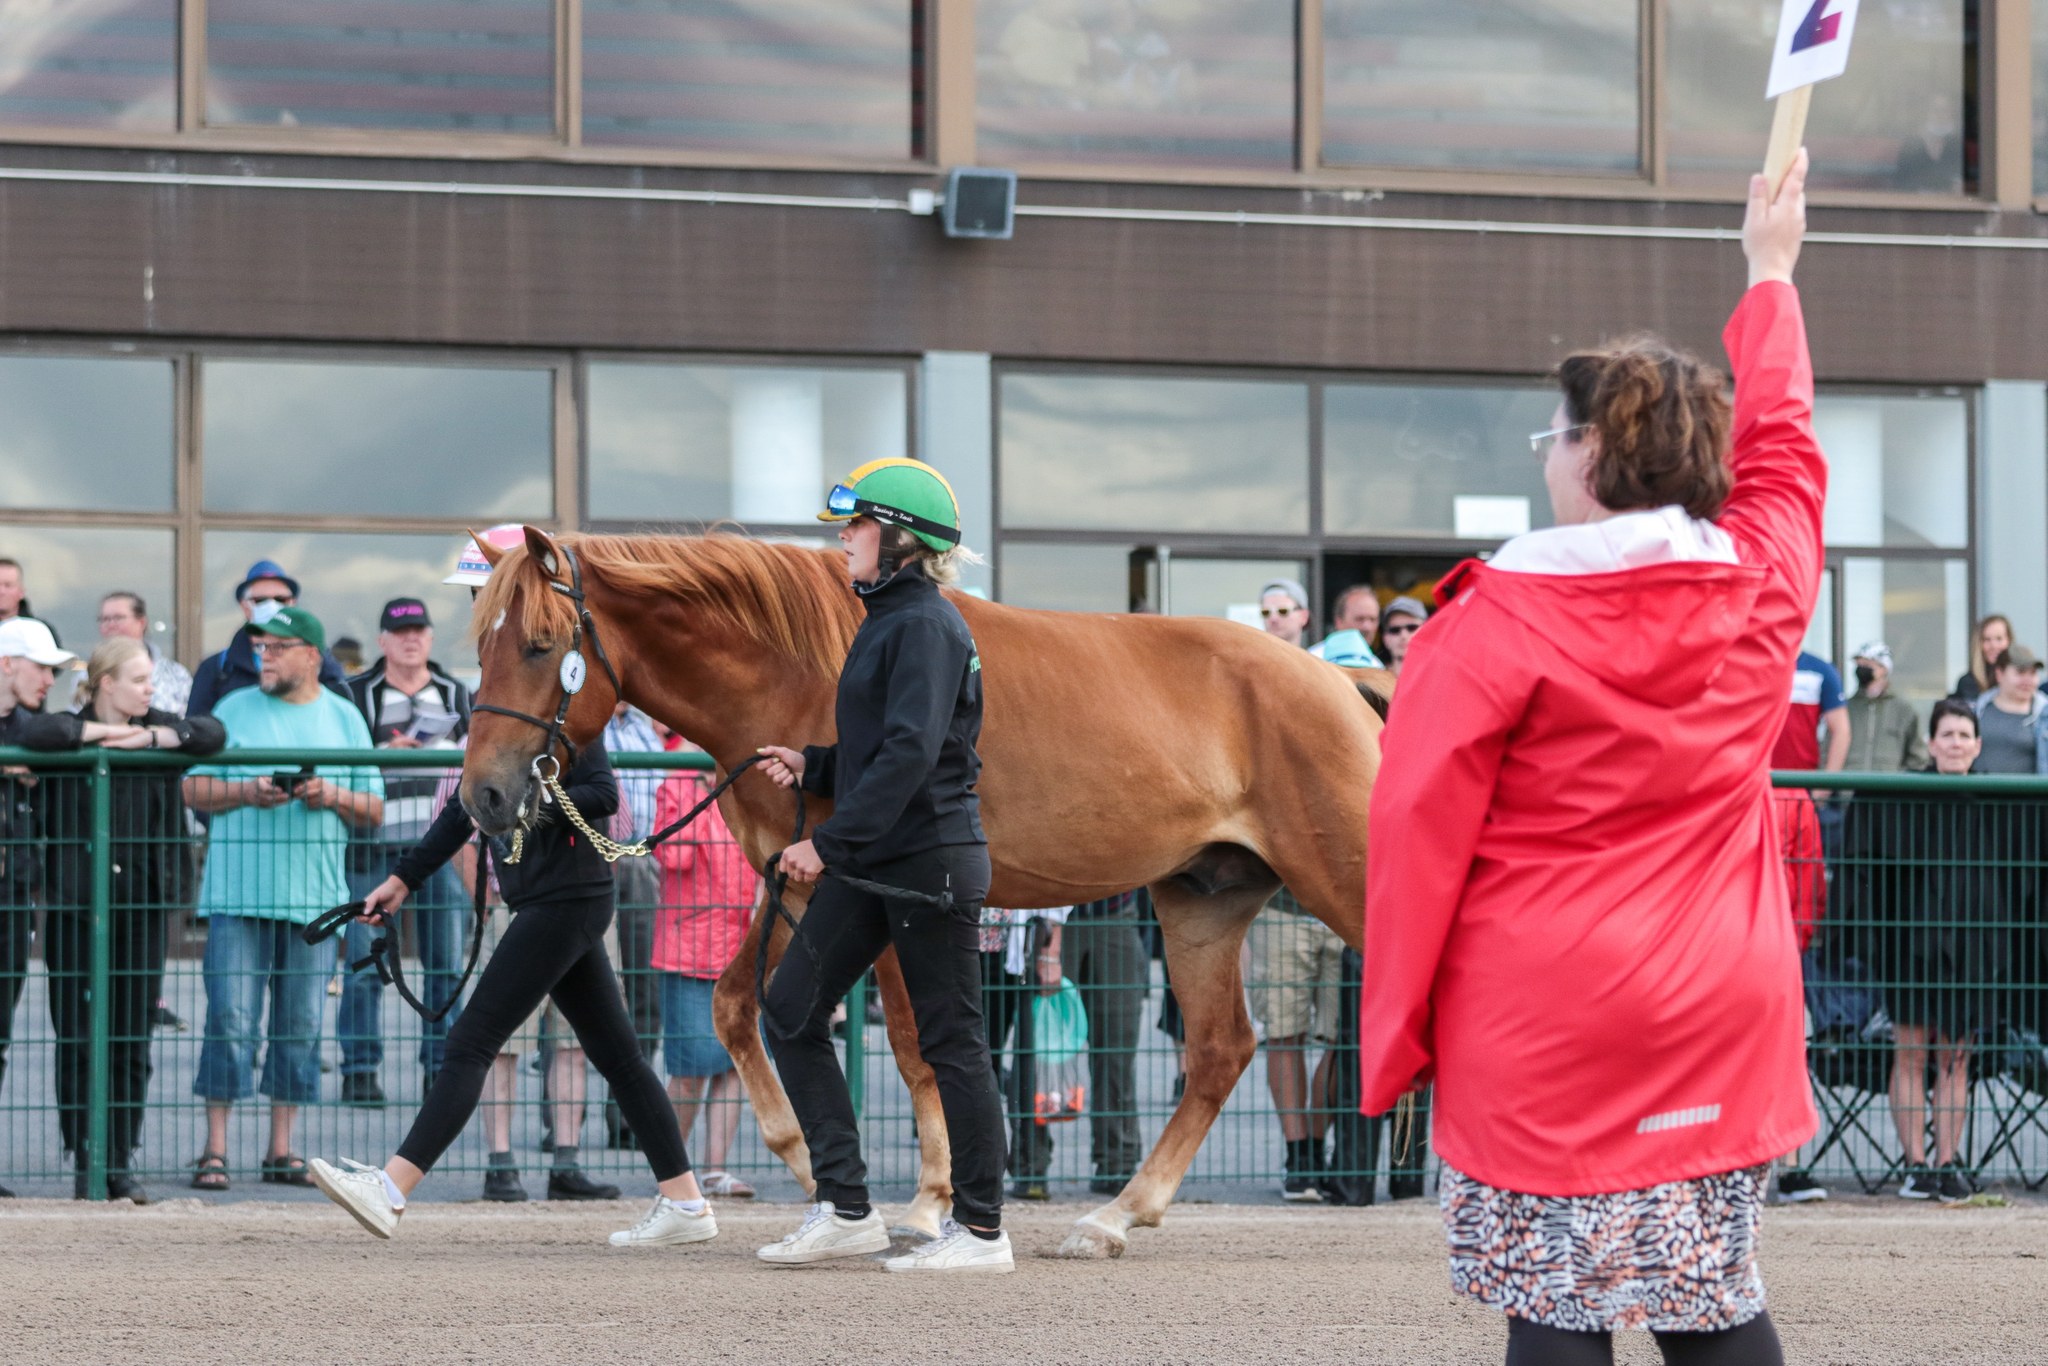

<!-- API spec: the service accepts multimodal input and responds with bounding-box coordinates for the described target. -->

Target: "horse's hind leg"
[713,890,812,1195]
[1058,881,1265,1260]
[873,948,953,1241]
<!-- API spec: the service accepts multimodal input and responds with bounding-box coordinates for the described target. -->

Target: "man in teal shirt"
[184,606,383,1191]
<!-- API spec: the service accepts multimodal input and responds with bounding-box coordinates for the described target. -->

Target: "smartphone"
[271,763,315,794]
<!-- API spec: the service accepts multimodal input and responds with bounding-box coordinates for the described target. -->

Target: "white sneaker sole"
[757,1223,891,1265]
[1281,1188,1323,1203]
[611,1219,719,1248]
[883,1255,1015,1274]
[309,1160,399,1240]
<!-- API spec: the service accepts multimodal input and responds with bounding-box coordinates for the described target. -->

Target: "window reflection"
[0,524,175,661]
[1668,0,1973,194]
[1168,556,1308,626]
[976,0,1294,169]
[0,0,177,129]
[2035,0,2048,194]
[1815,394,1969,550]
[1323,0,1639,174]
[1839,556,1970,717]
[0,354,174,512]
[586,363,909,526]
[998,541,1133,612]
[207,0,555,133]
[999,373,1309,534]
[201,359,553,520]
[583,0,917,157]
[1323,383,1557,539]
[203,530,480,667]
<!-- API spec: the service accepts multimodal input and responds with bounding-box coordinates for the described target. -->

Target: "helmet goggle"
[825,483,862,518]
[821,483,960,545]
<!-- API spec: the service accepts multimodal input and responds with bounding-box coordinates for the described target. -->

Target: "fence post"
[84,752,112,1201]
[844,971,868,1126]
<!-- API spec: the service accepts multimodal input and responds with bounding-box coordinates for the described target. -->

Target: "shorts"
[1247,904,1345,1043]
[661,972,734,1078]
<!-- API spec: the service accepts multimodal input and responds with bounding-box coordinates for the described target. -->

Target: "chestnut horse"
[459,527,1383,1259]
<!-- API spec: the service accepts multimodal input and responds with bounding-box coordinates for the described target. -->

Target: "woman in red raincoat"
[1359,154,1821,1366]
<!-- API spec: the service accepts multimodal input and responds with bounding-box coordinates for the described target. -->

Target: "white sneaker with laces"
[309,1157,402,1240]
[756,1201,891,1265]
[882,1220,1015,1274]
[608,1195,718,1248]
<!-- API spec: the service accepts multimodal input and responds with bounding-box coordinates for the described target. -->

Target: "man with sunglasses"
[188,559,349,718]
[1379,596,1430,677]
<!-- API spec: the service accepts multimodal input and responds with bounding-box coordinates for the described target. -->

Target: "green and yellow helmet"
[818,457,962,553]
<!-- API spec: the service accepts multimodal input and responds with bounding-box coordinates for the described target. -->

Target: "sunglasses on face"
[1383,623,1421,637]
[1259,606,1304,620]
[247,594,294,607]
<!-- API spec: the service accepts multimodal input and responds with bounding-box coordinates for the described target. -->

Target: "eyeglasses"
[1383,623,1421,637]
[251,639,312,655]
[1258,606,1304,620]
[247,594,294,607]
[1528,423,1588,457]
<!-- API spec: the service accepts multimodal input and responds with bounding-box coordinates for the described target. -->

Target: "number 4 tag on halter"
[560,650,587,695]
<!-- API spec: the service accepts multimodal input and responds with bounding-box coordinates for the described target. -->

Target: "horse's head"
[462,525,619,836]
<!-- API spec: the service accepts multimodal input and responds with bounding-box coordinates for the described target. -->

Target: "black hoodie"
[802,561,985,872]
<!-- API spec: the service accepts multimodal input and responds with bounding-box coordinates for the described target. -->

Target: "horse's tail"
[1340,667,1396,722]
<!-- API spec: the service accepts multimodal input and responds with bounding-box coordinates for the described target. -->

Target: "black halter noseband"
[471,542,624,773]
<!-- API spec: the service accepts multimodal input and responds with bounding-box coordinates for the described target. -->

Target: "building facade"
[0,1,2043,716]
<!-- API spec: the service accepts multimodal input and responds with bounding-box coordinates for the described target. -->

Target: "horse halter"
[471,542,623,776]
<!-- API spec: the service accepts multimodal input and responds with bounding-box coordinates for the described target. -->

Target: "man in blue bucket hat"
[189,558,349,717]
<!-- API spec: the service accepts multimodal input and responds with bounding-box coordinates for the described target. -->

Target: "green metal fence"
[2,750,2045,1206]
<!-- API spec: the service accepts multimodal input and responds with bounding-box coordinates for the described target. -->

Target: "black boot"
[106,1170,152,1205]
[482,1160,529,1203]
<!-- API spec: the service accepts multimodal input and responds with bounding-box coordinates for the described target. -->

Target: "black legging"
[1506,1312,1785,1366]
[45,907,165,1170]
[395,893,691,1181]
[763,844,1002,1227]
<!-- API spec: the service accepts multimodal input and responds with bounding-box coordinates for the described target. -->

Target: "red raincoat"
[1358,282,1822,1196]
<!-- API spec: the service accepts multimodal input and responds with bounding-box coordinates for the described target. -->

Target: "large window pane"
[1839,556,1970,718]
[1815,394,1969,550]
[1669,1,1972,194]
[2036,0,2048,194]
[1169,555,1308,626]
[1322,1,1639,173]
[583,1,917,157]
[1324,382,1557,539]
[977,0,1294,169]
[998,541,1132,611]
[0,355,174,512]
[1000,374,1308,534]
[202,359,553,520]
[0,524,175,662]
[587,364,908,526]
[0,1,177,129]
[206,0,556,133]
[203,530,480,666]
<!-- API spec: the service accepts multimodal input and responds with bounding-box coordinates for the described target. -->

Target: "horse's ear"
[468,528,505,570]
[522,525,561,577]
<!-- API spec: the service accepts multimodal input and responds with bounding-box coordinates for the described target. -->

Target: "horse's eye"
[523,640,551,660]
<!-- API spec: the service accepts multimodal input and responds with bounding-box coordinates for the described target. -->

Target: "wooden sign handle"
[1763,84,1813,194]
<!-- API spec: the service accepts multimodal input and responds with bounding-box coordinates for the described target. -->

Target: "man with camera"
[183,606,383,1191]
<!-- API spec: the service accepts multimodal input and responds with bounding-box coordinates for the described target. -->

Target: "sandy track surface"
[5,1196,2046,1364]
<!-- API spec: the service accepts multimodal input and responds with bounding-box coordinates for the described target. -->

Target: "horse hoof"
[1053,1220,1127,1260]
[887,1224,936,1245]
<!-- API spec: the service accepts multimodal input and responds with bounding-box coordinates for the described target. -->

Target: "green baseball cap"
[253,604,326,652]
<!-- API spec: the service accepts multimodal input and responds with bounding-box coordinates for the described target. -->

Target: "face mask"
[1855,664,1877,691]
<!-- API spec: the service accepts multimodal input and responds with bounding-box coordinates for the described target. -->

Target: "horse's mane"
[472,532,859,678]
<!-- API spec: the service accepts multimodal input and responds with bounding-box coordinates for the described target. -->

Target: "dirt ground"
[5,1195,2046,1365]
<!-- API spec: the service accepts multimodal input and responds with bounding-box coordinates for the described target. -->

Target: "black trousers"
[395,892,691,1181]
[764,844,1003,1227]
[45,907,166,1168]
[0,902,28,1093]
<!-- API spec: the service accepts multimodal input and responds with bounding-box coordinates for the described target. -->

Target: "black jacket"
[802,562,985,871]
[41,707,227,915]
[188,624,350,718]
[395,742,619,909]
[344,658,473,746]
[0,704,95,905]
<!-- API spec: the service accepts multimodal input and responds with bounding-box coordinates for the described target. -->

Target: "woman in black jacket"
[308,739,712,1249]
[755,457,1009,1274]
[44,637,226,1202]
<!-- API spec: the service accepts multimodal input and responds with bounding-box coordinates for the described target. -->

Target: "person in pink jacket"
[1359,153,1822,1366]
[653,737,761,1199]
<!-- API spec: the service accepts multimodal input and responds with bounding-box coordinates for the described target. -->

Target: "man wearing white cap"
[1845,641,1929,774]
[0,619,148,1193]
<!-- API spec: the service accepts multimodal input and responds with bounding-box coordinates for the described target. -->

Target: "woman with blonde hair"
[1952,614,2012,704]
[45,635,225,1200]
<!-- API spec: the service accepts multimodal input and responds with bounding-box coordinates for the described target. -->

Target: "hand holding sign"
[1763,0,1861,192]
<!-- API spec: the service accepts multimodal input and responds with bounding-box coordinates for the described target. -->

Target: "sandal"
[191,1152,230,1192]
[699,1170,755,1199]
[261,1153,314,1188]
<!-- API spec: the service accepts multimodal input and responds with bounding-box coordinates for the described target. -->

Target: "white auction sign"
[1766,0,1862,98]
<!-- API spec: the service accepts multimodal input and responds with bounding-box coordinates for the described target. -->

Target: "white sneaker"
[608,1195,718,1248]
[882,1220,1015,1274]
[309,1157,402,1240]
[756,1201,891,1265]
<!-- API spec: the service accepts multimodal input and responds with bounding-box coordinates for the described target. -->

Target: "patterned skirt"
[1440,1164,1769,1333]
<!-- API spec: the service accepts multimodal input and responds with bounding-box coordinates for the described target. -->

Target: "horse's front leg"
[713,890,812,1195]
[874,947,953,1241]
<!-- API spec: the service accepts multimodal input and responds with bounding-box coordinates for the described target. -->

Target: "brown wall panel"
[0,162,2039,384]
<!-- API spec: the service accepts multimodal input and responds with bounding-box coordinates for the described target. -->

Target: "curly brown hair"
[1556,337,1733,520]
